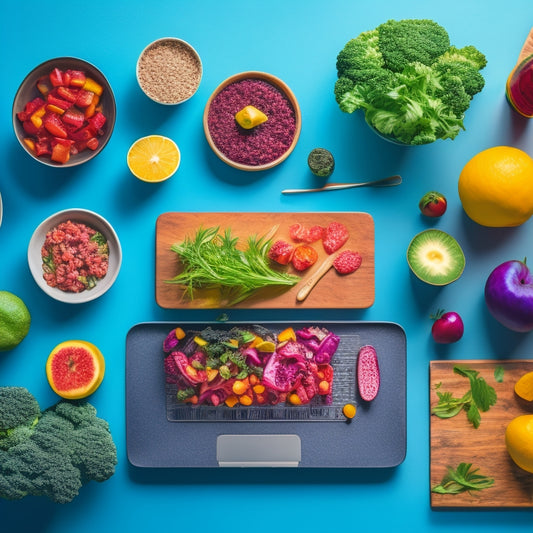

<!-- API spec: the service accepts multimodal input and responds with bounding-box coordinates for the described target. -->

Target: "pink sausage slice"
[357,344,380,401]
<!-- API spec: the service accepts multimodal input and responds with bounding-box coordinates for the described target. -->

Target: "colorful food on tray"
[41,220,109,293]
[137,38,202,104]
[16,67,108,164]
[334,18,487,145]
[458,146,533,227]
[308,148,335,178]
[407,229,465,286]
[505,414,533,473]
[167,226,300,306]
[431,365,497,428]
[485,259,533,333]
[430,309,464,344]
[0,291,31,352]
[419,191,447,217]
[357,345,380,401]
[163,325,339,407]
[207,77,297,166]
[46,340,105,399]
[0,387,117,503]
[431,462,495,495]
[127,135,180,182]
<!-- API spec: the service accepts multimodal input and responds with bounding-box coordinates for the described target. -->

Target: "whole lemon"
[458,146,533,227]
[0,291,31,351]
[505,414,533,473]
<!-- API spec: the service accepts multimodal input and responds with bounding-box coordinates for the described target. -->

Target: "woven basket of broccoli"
[334,19,487,145]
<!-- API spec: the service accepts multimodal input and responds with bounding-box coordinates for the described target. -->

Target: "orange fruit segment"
[127,135,180,182]
[458,146,533,227]
[46,340,105,399]
[505,414,533,473]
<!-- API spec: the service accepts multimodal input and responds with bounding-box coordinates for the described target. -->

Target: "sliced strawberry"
[49,68,64,87]
[268,240,294,265]
[62,108,86,129]
[75,89,96,108]
[322,222,349,254]
[291,245,318,271]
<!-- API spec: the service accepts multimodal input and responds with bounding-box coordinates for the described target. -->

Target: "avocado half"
[407,229,465,286]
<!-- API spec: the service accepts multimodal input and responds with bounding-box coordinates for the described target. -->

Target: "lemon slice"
[127,135,180,182]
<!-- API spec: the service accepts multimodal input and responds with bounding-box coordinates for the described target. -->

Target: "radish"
[357,345,380,401]
[431,309,464,344]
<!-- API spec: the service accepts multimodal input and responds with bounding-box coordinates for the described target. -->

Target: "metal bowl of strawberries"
[12,57,116,168]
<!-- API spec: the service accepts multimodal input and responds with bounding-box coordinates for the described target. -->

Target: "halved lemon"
[127,135,180,182]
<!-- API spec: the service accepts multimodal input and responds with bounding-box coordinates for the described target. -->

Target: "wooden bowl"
[203,71,301,171]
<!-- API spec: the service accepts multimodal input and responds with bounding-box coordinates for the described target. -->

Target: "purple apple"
[484,259,533,332]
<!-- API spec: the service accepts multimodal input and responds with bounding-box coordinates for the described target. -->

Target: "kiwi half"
[407,229,465,286]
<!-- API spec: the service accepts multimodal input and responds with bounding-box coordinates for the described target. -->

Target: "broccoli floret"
[377,19,450,72]
[435,75,472,116]
[334,18,486,145]
[434,60,485,98]
[0,387,117,504]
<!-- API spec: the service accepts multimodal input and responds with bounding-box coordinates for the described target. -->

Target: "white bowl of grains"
[136,37,202,105]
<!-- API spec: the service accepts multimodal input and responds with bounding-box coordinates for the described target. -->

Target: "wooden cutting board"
[430,360,533,508]
[155,212,374,309]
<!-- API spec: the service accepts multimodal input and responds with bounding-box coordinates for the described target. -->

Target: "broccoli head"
[377,19,450,72]
[334,18,486,145]
[0,387,117,504]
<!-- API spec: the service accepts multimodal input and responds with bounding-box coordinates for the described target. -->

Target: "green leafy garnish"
[494,366,504,383]
[167,226,300,306]
[431,365,497,428]
[176,388,196,401]
[431,463,494,494]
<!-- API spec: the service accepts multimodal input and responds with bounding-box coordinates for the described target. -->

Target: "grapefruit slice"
[46,340,105,399]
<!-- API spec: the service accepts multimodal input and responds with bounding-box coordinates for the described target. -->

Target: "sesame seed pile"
[137,40,201,104]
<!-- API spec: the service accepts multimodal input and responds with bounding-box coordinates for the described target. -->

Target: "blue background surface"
[2,0,533,531]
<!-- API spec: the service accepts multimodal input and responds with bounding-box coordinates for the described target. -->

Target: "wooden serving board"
[430,360,533,508]
[155,212,374,309]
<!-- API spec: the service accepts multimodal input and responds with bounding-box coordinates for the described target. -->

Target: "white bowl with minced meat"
[28,208,122,303]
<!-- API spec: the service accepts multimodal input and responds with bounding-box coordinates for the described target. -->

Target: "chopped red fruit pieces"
[17,67,107,164]
[333,250,362,275]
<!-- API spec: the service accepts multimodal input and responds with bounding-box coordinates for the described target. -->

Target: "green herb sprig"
[167,226,300,306]
[431,365,497,428]
[431,463,495,495]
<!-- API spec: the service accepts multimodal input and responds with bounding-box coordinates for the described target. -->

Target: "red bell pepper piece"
[51,141,71,164]
[36,76,53,96]
[56,86,79,103]
[66,69,86,87]
[86,137,99,150]
[67,125,94,141]
[35,140,52,156]
[17,97,46,121]
[88,111,106,131]
[62,108,85,129]
[46,93,73,111]
[49,68,64,87]
[43,113,68,139]
[22,120,41,135]
[75,89,96,108]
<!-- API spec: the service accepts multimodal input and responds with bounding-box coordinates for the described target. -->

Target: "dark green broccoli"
[334,18,486,145]
[307,148,335,177]
[0,387,117,504]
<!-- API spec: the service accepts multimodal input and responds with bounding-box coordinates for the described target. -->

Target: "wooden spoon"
[296,254,337,302]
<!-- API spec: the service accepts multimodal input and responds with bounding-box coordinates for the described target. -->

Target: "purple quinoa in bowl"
[204,71,301,171]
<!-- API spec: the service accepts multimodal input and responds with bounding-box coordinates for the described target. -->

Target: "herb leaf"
[167,226,300,305]
[431,365,497,428]
[494,366,504,383]
[431,463,494,494]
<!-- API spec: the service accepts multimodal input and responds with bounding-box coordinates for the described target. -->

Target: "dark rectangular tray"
[126,321,406,468]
